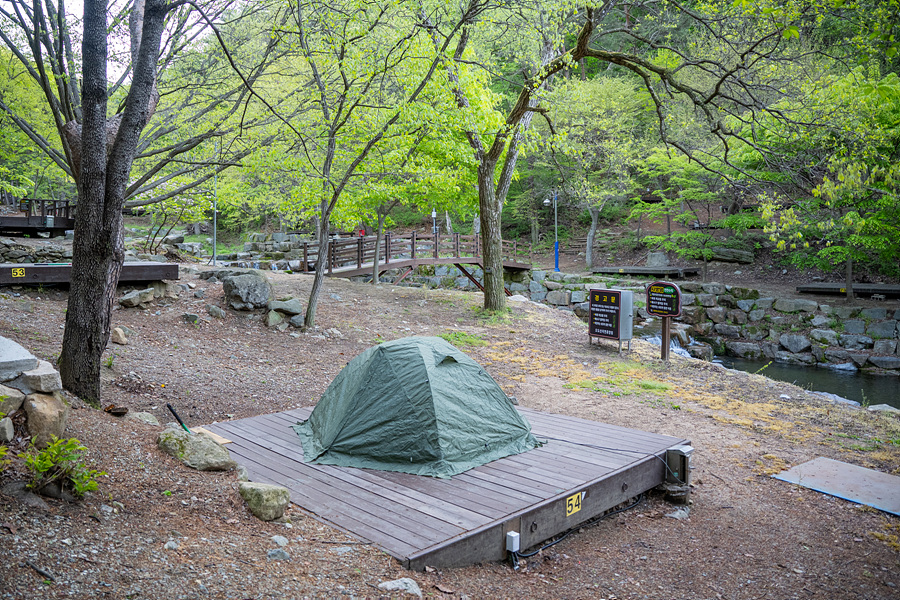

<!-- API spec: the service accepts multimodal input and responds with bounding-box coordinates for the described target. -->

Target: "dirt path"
[0,267,898,599]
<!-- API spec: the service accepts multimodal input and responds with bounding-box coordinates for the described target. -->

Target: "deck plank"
[203,406,689,569]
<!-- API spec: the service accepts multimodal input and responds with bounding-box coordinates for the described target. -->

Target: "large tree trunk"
[478,162,505,311]
[59,0,166,404]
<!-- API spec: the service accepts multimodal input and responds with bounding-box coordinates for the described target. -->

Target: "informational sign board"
[646,281,682,318]
[589,289,633,341]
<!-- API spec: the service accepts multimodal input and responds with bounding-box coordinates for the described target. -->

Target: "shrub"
[20,437,106,499]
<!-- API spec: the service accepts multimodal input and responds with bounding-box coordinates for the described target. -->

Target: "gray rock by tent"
[222,272,273,310]
[156,428,236,471]
[238,481,291,521]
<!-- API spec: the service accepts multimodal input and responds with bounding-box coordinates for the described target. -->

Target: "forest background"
[0,1,898,399]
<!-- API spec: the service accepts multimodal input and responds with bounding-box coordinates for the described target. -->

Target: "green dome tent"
[292,336,540,478]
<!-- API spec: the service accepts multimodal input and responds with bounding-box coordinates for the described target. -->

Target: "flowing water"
[635,319,899,409]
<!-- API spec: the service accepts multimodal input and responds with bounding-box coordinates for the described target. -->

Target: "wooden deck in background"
[0,262,179,286]
[204,407,689,570]
[591,265,700,278]
[797,283,900,298]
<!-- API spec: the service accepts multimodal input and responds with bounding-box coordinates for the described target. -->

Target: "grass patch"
[439,331,488,348]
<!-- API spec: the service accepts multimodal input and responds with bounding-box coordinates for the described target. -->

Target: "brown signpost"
[646,281,682,361]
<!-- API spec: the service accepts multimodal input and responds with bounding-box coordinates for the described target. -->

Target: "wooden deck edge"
[404,443,686,570]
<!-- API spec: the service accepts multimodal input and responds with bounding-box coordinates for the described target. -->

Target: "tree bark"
[59,0,166,404]
[477,162,505,311]
[372,211,386,285]
[586,207,600,269]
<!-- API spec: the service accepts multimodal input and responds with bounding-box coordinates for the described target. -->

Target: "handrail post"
[328,238,334,274]
[434,231,439,259]
[385,232,391,264]
[357,236,363,268]
[454,233,460,257]
[303,242,308,272]
[411,231,416,259]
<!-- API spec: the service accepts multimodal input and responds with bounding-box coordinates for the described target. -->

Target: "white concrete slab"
[774,457,900,516]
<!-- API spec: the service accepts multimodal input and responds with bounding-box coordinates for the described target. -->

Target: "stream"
[635,320,899,409]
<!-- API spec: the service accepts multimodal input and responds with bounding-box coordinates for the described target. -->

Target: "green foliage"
[21,437,106,499]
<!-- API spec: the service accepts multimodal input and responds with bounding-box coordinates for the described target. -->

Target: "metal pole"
[212,141,218,267]
[553,189,559,272]
[661,316,671,361]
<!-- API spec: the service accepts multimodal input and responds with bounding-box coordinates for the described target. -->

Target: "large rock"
[774,351,816,365]
[824,348,851,363]
[14,360,62,394]
[872,340,898,355]
[860,308,888,320]
[268,299,304,316]
[0,336,38,381]
[725,341,762,359]
[24,393,69,449]
[378,578,422,598]
[646,252,670,267]
[545,290,571,306]
[714,324,742,337]
[701,282,727,295]
[840,334,873,350]
[867,321,898,339]
[0,383,25,415]
[156,428,236,471]
[809,329,839,346]
[779,334,811,354]
[773,298,818,313]
[706,307,727,323]
[697,293,717,307]
[843,319,866,335]
[119,288,156,308]
[223,273,273,310]
[238,482,290,521]
[754,298,775,310]
[868,356,900,370]
[709,247,754,263]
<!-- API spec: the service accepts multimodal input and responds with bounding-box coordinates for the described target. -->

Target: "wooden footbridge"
[0,198,75,238]
[297,232,531,294]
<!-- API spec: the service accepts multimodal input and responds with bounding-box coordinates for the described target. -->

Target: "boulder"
[808,315,830,327]
[0,383,25,415]
[15,360,62,394]
[754,298,775,310]
[774,351,816,365]
[0,336,38,382]
[573,302,590,319]
[119,288,156,308]
[741,325,768,341]
[222,272,272,310]
[809,329,839,346]
[866,321,898,339]
[706,307,727,323]
[825,348,851,363]
[717,294,737,309]
[779,334,811,354]
[747,309,766,322]
[727,309,748,325]
[265,311,284,328]
[0,417,13,442]
[680,293,696,306]
[832,306,860,319]
[773,298,818,313]
[840,334,873,350]
[570,290,587,304]
[546,290,571,306]
[377,578,422,598]
[528,280,545,294]
[156,428,236,471]
[872,340,898,356]
[238,482,290,521]
[686,343,714,361]
[701,283,727,295]
[843,319,866,335]
[725,341,762,359]
[111,327,128,345]
[697,293,717,307]
[126,412,160,426]
[714,324,742,338]
[730,287,760,300]
[680,306,705,325]
[268,299,305,316]
[848,353,869,368]
[868,356,900,370]
[544,280,563,290]
[24,393,69,449]
[860,308,888,320]
[736,299,755,312]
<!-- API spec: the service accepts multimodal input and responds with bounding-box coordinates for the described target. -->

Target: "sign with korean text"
[589,289,633,340]
[646,281,681,318]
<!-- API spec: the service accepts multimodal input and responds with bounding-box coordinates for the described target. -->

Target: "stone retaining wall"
[0,238,70,263]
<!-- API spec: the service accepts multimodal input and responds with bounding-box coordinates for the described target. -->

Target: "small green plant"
[103,353,115,368]
[439,331,488,348]
[754,361,772,374]
[0,445,9,473]
[162,490,172,496]
[20,437,106,498]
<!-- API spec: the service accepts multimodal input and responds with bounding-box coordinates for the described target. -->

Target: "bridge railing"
[294,232,523,273]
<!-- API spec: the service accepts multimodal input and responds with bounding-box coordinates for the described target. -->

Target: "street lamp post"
[543,190,559,272]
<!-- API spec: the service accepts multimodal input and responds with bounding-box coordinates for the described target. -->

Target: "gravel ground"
[0,264,898,599]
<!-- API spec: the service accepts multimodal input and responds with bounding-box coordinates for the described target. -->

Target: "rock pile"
[0,336,68,448]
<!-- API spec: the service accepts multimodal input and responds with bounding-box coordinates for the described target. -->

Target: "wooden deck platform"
[591,265,699,278]
[797,283,900,298]
[203,407,689,570]
[0,262,179,286]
